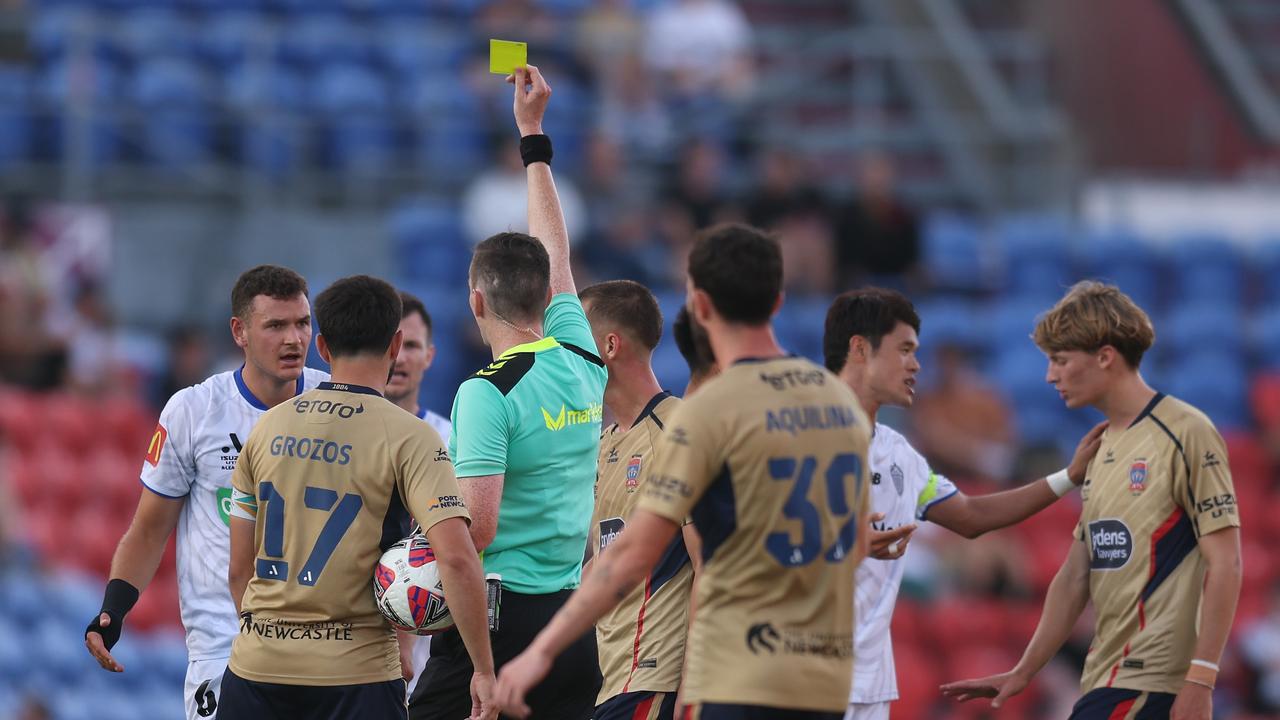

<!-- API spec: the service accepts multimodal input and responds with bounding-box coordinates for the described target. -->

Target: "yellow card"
[489,39,527,75]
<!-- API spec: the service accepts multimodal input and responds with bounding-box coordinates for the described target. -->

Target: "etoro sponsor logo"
[1088,519,1133,570]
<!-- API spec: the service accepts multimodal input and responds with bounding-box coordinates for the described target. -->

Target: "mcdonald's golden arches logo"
[145,424,168,466]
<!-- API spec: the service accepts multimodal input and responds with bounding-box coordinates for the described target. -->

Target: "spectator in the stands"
[834,151,922,288]
[746,149,834,295]
[0,196,64,390]
[1241,581,1280,713]
[461,137,587,248]
[643,0,754,101]
[910,343,1016,483]
[154,325,212,410]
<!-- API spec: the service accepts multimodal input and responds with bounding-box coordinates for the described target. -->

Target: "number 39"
[766,453,863,567]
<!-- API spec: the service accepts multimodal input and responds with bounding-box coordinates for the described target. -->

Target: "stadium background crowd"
[1,0,1280,717]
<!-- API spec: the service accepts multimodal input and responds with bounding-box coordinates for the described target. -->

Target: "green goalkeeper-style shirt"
[449,294,608,594]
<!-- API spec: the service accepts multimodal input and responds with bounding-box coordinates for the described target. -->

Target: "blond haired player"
[579,279,697,720]
[495,223,871,720]
[943,281,1242,720]
[221,276,496,720]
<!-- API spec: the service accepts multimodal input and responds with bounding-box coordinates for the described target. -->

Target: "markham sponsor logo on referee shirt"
[540,402,603,431]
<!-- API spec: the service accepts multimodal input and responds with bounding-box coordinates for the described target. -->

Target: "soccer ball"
[373,533,454,636]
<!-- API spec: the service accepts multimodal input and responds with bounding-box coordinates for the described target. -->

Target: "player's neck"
[707,323,784,368]
[485,321,545,360]
[838,367,880,422]
[1094,373,1157,429]
[605,361,663,432]
[327,357,392,396]
[240,362,299,408]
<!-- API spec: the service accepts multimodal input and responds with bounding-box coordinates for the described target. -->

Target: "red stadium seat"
[0,387,42,454]
[100,396,158,458]
[891,641,943,719]
[41,393,96,457]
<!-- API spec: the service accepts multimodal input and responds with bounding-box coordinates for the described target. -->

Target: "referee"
[408,65,605,720]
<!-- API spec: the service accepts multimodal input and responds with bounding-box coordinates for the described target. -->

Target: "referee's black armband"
[519,134,553,167]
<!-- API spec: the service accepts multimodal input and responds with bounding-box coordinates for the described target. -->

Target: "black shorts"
[595,691,679,720]
[408,588,601,720]
[1068,688,1176,719]
[219,668,407,720]
[680,704,843,720]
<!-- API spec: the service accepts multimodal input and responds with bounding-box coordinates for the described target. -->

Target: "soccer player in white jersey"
[823,288,1105,720]
[385,289,452,693]
[84,265,327,720]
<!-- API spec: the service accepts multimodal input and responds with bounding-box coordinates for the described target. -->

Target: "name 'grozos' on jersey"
[228,382,469,687]
[1075,393,1239,696]
[636,357,870,714]
[591,392,691,706]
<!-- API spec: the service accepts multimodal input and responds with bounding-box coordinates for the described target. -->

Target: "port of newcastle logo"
[1129,459,1147,495]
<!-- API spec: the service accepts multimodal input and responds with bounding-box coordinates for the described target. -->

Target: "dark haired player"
[221,275,496,720]
[496,224,871,719]
[822,287,1103,720]
[85,265,327,720]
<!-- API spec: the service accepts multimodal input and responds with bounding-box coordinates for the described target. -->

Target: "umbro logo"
[1202,451,1220,469]
[606,448,619,464]
[1102,449,1115,464]
[671,428,689,446]
[434,448,450,463]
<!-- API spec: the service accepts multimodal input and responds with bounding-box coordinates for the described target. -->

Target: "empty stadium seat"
[1078,231,1164,312]
[922,214,992,292]
[197,11,272,68]
[0,65,31,169]
[279,14,372,68]
[996,213,1075,300]
[1170,233,1245,307]
[1166,351,1250,431]
[1160,301,1245,356]
[117,7,192,62]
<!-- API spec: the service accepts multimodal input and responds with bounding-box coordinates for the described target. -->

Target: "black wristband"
[101,578,140,617]
[519,134,553,167]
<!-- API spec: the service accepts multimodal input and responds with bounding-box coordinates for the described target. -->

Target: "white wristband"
[1190,659,1220,673]
[1046,469,1075,498]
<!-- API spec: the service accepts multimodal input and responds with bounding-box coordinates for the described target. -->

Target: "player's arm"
[509,65,574,297]
[1171,526,1241,718]
[84,491,184,672]
[424,516,498,720]
[682,523,703,575]
[228,515,255,614]
[929,421,1106,539]
[941,538,1090,708]
[457,474,504,551]
[497,509,678,718]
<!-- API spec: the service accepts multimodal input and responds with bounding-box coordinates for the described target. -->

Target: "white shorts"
[844,701,890,720]
[406,634,431,696]
[184,657,228,720]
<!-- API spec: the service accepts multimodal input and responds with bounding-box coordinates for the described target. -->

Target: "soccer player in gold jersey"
[221,276,497,720]
[943,281,1242,720]
[495,223,872,719]
[579,280,698,720]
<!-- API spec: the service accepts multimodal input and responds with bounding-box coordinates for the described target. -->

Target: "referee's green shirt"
[448,294,607,594]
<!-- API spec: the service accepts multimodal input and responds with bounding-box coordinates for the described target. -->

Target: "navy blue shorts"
[681,704,843,720]
[219,668,407,720]
[595,691,679,720]
[1068,687,1176,719]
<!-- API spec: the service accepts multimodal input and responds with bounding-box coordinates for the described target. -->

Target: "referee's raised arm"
[508,65,574,297]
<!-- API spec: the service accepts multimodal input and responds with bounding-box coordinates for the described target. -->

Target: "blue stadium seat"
[30,5,112,61]
[922,214,991,292]
[196,11,271,68]
[912,296,983,351]
[388,199,469,285]
[996,214,1075,301]
[1166,352,1250,431]
[117,7,191,62]
[981,295,1048,353]
[132,58,214,168]
[226,61,307,112]
[1078,231,1163,312]
[401,74,483,116]
[279,14,372,68]
[227,62,306,176]
[415,117,486,177]
[1252,303,1280,369]
[652,336,691,393]
[312,63,395,172]
[1253,240,1280,306]
[376,23,468,82]
[1160,301,1245,356]
[0,65,31,169]
[1169,233,1244,307]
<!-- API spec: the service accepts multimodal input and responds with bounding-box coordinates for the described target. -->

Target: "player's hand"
[1067,421,1108,484]
[940,669,1030,708]
[493,647,553,719]
[1170,682,1212,720]
[470,670,499,720]
[867,513,916,560]
[506,64,551,137]
[398,639,415,682]
[84,612,125,672]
